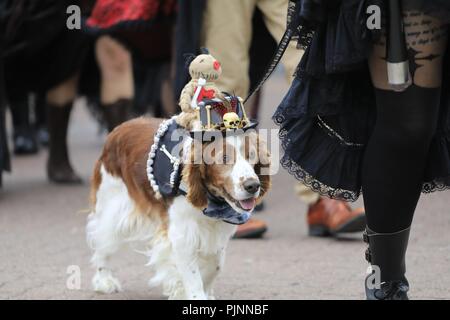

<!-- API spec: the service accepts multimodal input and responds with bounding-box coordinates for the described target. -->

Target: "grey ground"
[1,71,450,300]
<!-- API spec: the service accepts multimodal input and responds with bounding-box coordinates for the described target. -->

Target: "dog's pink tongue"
[239,198,256,211]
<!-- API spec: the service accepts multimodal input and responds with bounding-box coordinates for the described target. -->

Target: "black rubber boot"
[10,95,38,155]
[363,227,410,300]
[103,99,133,132]
[47,102,82,184]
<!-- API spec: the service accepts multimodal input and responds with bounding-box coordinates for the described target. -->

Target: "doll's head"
[189,50,222,81]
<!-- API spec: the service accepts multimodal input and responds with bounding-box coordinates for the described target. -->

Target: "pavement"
[1,71,450,300]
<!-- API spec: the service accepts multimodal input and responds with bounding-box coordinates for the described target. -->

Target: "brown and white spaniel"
[86,116,270,299]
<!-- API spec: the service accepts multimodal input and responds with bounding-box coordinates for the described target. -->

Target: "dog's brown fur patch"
[91,117,169,219]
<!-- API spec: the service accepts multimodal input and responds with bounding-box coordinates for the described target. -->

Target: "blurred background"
[1,0,450,300]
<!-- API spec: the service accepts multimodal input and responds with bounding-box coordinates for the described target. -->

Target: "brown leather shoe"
[233,218,268,239]
[307,197,365,237]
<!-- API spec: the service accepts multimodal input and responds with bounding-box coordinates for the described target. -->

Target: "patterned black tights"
[363,10,448,232]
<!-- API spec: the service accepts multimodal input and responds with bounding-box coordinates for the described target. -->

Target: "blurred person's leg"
[35,91,49,146]
[9,93,39,155]
[256,0,302,82]
[46,73,82,184]
[296,184,320,205]
[248,9,278,121]
[95,36,133,132]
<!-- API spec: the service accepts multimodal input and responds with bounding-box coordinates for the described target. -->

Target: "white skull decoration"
[223,112,241,129]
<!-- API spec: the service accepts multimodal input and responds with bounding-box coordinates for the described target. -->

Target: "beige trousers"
[202,0,302,97]
[202,0,319,206]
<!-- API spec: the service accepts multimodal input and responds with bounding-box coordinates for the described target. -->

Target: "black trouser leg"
[10,94,38,155]
[102,98,133,133]
[47,102,82,184]
[35,91,49,146]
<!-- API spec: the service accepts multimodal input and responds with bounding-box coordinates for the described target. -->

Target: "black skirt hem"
[275,114,450,202]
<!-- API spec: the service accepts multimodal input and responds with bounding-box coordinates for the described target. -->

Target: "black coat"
[173,0,206,100]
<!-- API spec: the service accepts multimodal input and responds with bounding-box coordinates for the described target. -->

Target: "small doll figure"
[177,50,223,129]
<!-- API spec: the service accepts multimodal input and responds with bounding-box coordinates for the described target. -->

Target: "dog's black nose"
[243,180,260,194]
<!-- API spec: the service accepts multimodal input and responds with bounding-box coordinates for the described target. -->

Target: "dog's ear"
[183,164,208,208]
[182,146,208,209]
[255,134,271,199]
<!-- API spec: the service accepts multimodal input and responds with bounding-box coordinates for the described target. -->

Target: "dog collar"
[202,190,252,225]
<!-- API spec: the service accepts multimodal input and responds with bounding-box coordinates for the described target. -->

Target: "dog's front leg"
[201,247,226,300]
[172,244,207,300]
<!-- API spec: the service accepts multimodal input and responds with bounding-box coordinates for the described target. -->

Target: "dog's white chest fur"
[168,197,237,256]
[87,166,236,300]
[163,197,237,299]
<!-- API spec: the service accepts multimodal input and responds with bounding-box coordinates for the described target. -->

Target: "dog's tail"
[90,159,103,212]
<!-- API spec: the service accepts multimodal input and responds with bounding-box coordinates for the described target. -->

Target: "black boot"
[103,99,133,132]
[47,102,82,184]
[363,227,410,300]
[10,95,38,155]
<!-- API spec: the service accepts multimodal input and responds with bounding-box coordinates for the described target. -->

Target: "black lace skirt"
[274,0,450,201]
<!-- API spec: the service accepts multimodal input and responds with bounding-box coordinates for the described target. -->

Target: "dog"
[86,115,271,300]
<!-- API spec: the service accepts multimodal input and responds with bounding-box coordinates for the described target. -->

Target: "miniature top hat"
[190,93,258,139]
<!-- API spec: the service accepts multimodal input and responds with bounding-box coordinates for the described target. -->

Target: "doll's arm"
[179,81,196,113]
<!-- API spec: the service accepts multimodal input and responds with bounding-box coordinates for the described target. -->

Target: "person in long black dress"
[273,0,450,299]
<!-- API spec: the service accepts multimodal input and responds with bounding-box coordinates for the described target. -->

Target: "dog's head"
[182,130,271,215]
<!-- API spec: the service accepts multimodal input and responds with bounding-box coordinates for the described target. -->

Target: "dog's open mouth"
[222,189,257,213]
[235,198,257,212]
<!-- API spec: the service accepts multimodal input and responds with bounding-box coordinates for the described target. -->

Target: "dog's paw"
[92,270,122,294]
[189,292,208,300]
